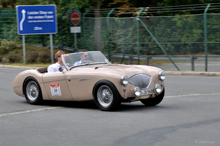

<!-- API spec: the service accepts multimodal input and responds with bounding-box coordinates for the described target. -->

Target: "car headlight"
[121,75,129,85]
[155,84,162,94]
[134,87,141,97]
[159,70,166,81]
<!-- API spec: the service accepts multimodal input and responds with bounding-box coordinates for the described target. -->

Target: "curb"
[1,65,220,76]
[0,65,39,70]
[165,71,220,76]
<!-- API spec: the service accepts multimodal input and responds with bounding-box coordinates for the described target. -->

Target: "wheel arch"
[92,80,122,111]
[92,80,122,99]
[140,87,165,106]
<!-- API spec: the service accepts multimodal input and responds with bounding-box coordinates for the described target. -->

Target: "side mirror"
[59,67,63,72]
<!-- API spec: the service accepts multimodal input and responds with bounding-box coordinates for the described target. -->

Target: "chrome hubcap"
[97,85,113,108]
[26,81,39,101]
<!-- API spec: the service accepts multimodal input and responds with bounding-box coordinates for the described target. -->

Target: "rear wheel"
[93,81,121,111]
[140,88,165,106]
[24,78,43,104]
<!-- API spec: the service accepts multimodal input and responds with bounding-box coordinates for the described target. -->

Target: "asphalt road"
[0,68,220,146]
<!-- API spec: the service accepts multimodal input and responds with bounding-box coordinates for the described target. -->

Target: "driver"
[74,50,89,66]
[47,50,65,73]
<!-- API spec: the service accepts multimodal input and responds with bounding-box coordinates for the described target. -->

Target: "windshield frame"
[61,51,111,71]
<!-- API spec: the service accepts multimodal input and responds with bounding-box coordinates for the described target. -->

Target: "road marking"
[0,107,61,118]
[1,93,219,118]
[165,92,220,98]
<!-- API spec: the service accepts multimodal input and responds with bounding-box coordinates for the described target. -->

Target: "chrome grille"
[129,74,152,89]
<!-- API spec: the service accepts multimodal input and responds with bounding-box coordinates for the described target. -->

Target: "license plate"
[141,88,154,95]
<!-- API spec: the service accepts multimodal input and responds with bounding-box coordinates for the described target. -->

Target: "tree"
[0,0,17,8]
[15,0,103,50]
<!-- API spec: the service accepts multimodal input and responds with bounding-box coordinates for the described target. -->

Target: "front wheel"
[24,78,43,104]
[140,88,165,106]
[93,81,121,111]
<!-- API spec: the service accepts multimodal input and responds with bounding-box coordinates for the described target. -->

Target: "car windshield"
[61,51,111,70]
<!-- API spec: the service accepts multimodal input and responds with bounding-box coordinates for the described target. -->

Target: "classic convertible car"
[13,51,166,111]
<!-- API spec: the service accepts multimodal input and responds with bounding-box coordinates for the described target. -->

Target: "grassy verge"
[3,63,50,68]
[2,58,173,68]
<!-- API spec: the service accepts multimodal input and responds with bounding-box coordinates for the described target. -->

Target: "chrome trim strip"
[147,77,152,88]
[78,78,90,81]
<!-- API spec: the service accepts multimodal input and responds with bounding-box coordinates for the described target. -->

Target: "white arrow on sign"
[20,9,26,31]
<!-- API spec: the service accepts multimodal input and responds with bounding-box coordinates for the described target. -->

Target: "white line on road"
[165,92,220,98]
[1,93,219,118]
[0,107,61,118]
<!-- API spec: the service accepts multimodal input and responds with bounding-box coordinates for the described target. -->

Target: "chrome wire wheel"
[26,81,39,102]
[97,85,113,108]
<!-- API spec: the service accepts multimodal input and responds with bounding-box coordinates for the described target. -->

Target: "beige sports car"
[13,51,166,111]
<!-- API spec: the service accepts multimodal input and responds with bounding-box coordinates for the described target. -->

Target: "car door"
[43,71,72,101]
[65,69,95,101]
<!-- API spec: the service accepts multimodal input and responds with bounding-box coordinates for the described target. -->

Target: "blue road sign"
[16,5,57,35]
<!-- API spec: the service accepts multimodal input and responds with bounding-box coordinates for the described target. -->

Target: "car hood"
[70,64,160,77]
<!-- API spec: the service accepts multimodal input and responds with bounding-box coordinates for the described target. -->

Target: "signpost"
[16,5,57,64]
[67,8,81,51]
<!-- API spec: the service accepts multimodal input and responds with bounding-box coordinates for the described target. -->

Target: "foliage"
[108,0,163,8]
[1,57,9,63]
[1,0,220,62]
[0,0,16,8]
[157,0,220,15]
[0,39,68,63]
[0,38,22,62]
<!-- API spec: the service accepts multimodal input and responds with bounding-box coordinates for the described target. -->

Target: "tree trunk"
[94,0,102,51]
